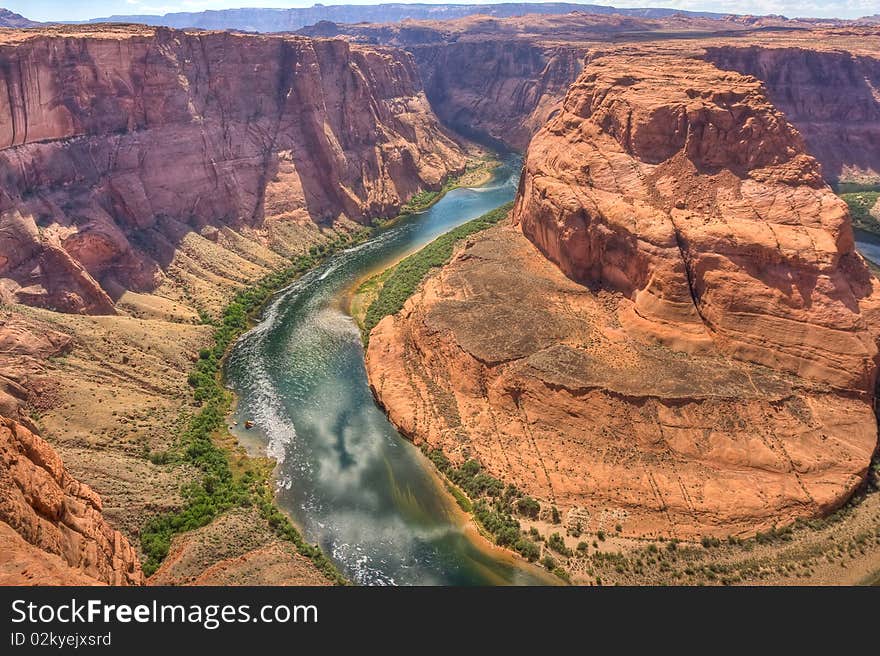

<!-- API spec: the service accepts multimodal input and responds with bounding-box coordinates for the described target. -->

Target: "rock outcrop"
[705,44,880,184]
[0,25,465,314]
[366,51,880,539]
[0,415,143,585]
[305,19,880,185]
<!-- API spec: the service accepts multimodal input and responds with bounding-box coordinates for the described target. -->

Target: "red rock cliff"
[0,25,465,314]
[514,51,880,391]
[0,415,143,585]
[704,44,880,184]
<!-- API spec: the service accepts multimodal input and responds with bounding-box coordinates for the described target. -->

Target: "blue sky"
[9,1,878,23]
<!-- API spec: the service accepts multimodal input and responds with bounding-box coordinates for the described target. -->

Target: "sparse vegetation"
[423,446,543,564]
[548,532,572,557]
[841,191,880,234]
[515,495,541,519]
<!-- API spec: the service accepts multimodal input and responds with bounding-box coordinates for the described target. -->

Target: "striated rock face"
[515,52,880,390]
[0,25,465,314]
[367,52,880,539]
[705,45,880,184]
[413,41,585,150]
[301,18,880,186]
[0,415,143,585]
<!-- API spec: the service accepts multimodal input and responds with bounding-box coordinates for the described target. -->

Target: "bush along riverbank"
[370,155,501,229]
[421,445,569,582]
[140,228,371,582]
[841,190,880,235]
[361,202,513,340]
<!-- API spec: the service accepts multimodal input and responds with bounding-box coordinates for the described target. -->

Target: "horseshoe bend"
[367,49,880,539]
[0,7,879,588]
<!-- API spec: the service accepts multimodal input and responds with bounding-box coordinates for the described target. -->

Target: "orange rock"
[0,25,466,314]
[0,415,143,585]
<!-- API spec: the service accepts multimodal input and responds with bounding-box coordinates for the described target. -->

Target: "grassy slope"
[139,231,371,582]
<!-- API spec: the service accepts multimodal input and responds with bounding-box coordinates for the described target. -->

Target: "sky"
[8,1,878,23]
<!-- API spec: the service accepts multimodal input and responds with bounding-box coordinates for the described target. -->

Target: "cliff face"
[412,42,584,150]
[0,415,143,585]
[300,19,880,188]
[0,26,465,314]
[366,51,880,539]
[705,45,880,184]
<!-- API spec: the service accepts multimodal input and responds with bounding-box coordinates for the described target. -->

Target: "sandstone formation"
[148,508,330,586]
[0,415,143,584]
[366,51,880,539]
[0,25,466,314]
[705,44,880,184]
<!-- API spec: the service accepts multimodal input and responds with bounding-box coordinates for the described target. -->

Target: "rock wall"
[515,51,880,391]
[705,45,880,184]
[0,25,465,314]
[412,41,585,150]
[0,415,143,585]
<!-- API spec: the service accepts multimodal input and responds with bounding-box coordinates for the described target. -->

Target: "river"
[225,155,557,585]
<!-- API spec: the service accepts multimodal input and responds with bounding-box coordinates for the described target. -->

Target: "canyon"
[0,24,465,315]
[1,10,879,585]
[308,17,880,184]
[0,22,468,586]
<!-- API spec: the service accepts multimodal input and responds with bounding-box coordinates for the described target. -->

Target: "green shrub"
[139,231,371,580]
[515,496,540,519]
[363,203,513,337]
[841,191,880,234]
[514,538,540,562]
[547,532,572,557]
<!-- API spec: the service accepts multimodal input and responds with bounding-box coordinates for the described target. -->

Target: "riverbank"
[362,212,880,586]
[138,149,508,583]
[224,153,557,584]
[352,203,572,581]
[141,231,372,582]
[371,154,501,229]
[840,188,880,235]
[351,202,512,337]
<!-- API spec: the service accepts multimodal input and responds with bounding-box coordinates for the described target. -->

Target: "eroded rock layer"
[366,52,880,539]
[302,18,880,186]
[0,25,465,314]
[705,45,880,184]
[0,415,143,585]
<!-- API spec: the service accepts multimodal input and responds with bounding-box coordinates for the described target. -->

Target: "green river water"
[225,156,558,585]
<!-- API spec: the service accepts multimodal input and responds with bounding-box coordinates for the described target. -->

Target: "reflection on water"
[226,157,556,585]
